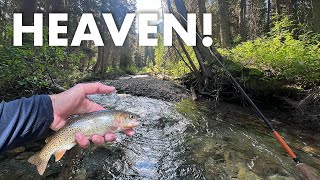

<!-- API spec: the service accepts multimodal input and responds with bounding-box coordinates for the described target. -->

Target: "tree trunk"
[172,44,194,72]
[0,0,8,21]
[168,0,201,77]
[112,48,119,68]
[198,0,206,34]
[1,0,9,43]
[177,37,200,74]
[170,0,223,66]
[80,42,89,72]
[172,0,214,78]
[100,47,105,73]
[288,0,298,22]
[195,0,214,78]
[265,0,271,33]
[239,0,247,41]
[247,0,264,39]
[21,0,36,25]
[288,0,299,37]
[218,0,232,48]
[169,0,226,95]
[101,46,108,73]
[312,0,320,34]
[93,47,103,73]
[86,41,93,71]
[275,0,282,15]
[143,47,147,66]
[101,45,110,73]
[52,0,66,12]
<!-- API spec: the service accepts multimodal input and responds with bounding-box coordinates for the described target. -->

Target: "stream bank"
[102,75,319,131]
[102,75,190,102]
[0,75,319,179]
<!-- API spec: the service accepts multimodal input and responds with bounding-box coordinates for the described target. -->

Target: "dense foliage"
[0,23,84,100]
[0,0,319,105]
[221,17,320,89]
[0,0,139,100]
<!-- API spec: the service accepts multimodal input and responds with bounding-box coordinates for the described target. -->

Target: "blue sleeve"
[0,95,54,152]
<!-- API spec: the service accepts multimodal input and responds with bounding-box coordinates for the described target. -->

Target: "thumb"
[50,117,67,131]
[80,99,106,113]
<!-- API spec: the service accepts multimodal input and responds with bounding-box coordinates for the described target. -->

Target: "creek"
[0,80,319,179]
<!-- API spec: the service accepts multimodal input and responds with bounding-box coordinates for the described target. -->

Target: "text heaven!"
[13,13,214,47]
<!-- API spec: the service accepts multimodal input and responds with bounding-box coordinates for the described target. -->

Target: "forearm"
[0,95,53,152]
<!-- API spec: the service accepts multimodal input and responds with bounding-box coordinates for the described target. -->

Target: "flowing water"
[0,93,319,179]
[82,93,319,179]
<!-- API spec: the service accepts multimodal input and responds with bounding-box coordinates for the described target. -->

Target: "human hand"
[49,83,135,148]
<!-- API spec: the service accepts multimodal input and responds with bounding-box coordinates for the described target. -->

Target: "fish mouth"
[123,121,140,129]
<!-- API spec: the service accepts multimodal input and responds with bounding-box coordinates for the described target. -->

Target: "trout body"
[28,110,140,175]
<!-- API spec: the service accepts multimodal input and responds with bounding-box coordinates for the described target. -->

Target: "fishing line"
[169,8,317,179]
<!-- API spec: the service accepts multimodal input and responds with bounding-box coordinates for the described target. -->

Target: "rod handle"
[296,163,319,180]
[272,131,297,159]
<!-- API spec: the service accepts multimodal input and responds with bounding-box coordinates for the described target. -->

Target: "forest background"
[0,0,319,128]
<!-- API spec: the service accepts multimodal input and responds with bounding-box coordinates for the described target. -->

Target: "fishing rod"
[173,11,318,180]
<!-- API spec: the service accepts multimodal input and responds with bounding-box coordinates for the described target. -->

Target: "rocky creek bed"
[0,76,319,179]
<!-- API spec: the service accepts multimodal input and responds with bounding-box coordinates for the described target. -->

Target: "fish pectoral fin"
[54,150,66,162]
[109,126,119,132]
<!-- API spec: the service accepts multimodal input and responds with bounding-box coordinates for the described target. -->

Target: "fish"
[28,110,140,175]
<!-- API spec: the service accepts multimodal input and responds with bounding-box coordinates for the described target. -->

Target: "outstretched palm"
[49,83,134,148]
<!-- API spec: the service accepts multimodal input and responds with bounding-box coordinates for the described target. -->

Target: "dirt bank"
[103,75,319,131]
[101,75,190,102]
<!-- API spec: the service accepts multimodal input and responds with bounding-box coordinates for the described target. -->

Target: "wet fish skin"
[28,110,140,175]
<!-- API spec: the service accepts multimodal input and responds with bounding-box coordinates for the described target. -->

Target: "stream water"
[0,93,319,179]
[83,93,319,179]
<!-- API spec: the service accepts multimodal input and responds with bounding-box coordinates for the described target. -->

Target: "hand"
[49,83,135,148]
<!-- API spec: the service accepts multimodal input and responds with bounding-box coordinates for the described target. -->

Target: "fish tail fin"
[28,153,49,175]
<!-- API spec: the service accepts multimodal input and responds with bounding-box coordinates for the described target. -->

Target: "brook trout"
[28,110,140,175]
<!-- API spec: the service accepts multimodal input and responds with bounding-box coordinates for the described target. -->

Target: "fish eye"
[129,114,135,119]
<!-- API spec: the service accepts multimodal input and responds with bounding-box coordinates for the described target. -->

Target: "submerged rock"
[267,174,296,180]
[75,168,87,180]
[0,86,319,179]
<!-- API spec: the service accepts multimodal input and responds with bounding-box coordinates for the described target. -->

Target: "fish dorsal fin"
[66,116,79,125]
[54,150,66,162]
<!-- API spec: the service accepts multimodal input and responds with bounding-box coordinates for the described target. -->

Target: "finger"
[76,132,90,148]
[91,135,105,145]
[50,118,66,131]
[123,129,135,137]
[82,99,106,113]
[78,83,116,95]
[105,133,116,142]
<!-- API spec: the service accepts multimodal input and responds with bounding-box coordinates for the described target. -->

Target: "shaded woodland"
[0,0,319,127]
